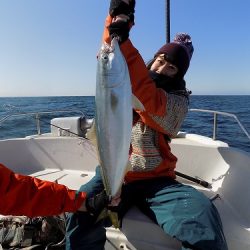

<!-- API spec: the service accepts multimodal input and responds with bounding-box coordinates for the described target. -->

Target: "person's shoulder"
[167,91,190,102]
[166,91,189,113]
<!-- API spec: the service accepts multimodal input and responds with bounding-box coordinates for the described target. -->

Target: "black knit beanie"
[155,33,194,78]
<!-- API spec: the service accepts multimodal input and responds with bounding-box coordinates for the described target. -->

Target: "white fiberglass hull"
[0,132,250,249]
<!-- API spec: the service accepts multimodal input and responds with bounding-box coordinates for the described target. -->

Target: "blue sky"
[0,0,249,96]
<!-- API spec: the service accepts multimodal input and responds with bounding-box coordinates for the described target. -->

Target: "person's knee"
[174,187,227,249]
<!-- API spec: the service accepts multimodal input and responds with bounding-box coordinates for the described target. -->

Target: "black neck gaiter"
[149,70,186,93]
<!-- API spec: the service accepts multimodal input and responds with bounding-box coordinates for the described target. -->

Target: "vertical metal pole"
[36,113,41,135]
[166,0,170,43]
[213,113,217,140]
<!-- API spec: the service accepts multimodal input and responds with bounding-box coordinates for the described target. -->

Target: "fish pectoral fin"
[125,161,132,173]
[86,119,97,147]
[132,94,145,111]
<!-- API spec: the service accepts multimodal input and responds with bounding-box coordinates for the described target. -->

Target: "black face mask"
[149,71,186,93]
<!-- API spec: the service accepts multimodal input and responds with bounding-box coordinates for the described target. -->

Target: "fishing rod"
[164,0,212,189]
[175,171,212,189]
[166,0,170,43]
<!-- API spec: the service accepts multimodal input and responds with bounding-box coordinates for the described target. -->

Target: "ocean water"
[0,95,249,152]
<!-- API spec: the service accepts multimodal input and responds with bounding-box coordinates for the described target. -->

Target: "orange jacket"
[102,16,184,182]
[102,16,167,118]
[0,163,86,217]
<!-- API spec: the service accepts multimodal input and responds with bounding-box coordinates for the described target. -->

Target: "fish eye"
[102,54,108,61]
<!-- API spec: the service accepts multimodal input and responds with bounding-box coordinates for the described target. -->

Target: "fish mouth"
[100,42,115,55]
[97,38,125,88]
[99,38,119,56]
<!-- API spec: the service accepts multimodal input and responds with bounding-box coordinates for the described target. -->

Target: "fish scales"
[95,38,132,197]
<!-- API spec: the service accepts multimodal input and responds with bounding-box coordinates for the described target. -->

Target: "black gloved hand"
[108,20,130,43]
[85,190,110,216]
[109,0,135,24]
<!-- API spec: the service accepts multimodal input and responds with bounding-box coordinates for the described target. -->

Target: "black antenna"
[166,0,170,43]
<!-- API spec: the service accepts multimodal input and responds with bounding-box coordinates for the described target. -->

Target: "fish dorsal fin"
[125,161,132,173]
[86,119,97,147]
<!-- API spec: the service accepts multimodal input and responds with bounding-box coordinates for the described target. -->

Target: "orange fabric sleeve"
[0,163,86,217]
[102,15,167,117]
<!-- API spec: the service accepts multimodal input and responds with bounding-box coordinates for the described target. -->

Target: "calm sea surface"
[0,95,249,152]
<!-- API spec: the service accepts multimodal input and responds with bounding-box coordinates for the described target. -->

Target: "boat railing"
[0,109,85,135]
[1,108,249,141]
[189,109,250,141]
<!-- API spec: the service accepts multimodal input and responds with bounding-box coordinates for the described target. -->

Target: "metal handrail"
[0,109,85,135]
[1,108,249,141]
[189,108,250,141]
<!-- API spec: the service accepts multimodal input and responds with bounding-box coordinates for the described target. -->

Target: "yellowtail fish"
[95,38,133,198]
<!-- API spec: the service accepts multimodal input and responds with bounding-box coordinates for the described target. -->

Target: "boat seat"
[118,180,217,250]
[119,206,181,250]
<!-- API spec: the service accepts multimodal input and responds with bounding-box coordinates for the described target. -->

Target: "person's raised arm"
[102,0,167,117]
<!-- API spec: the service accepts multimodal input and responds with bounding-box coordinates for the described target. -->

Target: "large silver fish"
[95,38,133,197]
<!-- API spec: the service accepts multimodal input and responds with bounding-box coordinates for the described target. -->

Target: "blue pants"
[66,167,228,250]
